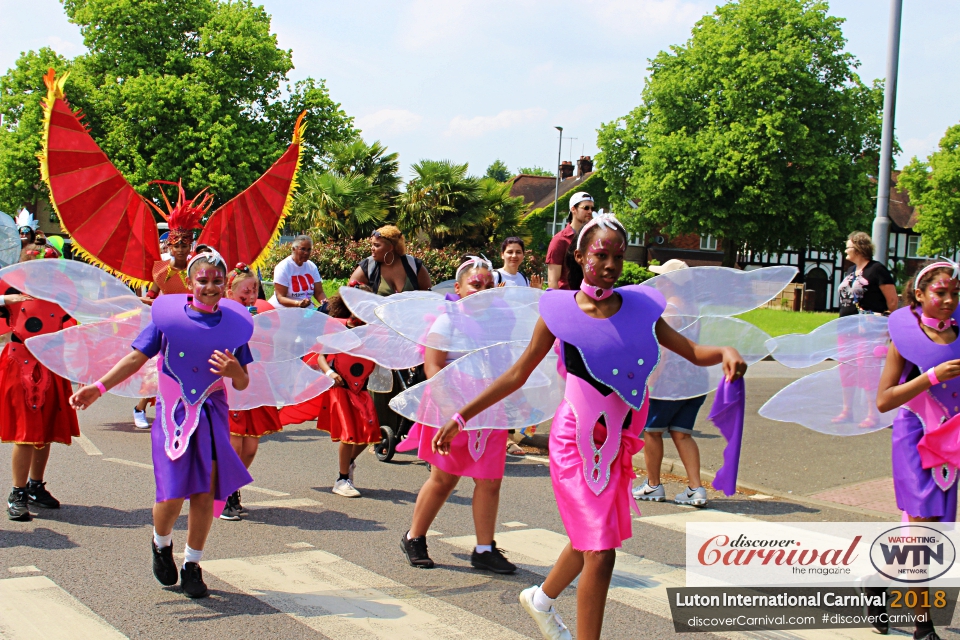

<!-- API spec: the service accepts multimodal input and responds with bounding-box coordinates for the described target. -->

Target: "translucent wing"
[367,365,394,393]
[643,265,798,317]
[649,316,771,400]
[375,287,543,352]
[339,286,439,326]
[25,315,158,397]
[389,341,564,429]
[0,213,20,267]
[315,322,423,369]
[431,279,457,295]
[0,260,146,324]
[227,359,333,410]
[759,357,893,435]
[248,307,354,363]
[766,315,889,369]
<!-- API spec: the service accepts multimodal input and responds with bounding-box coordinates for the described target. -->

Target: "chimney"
[559,161,574,180]
[576,155,593,177]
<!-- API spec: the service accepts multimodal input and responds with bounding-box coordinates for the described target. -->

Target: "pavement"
[0,364,953,639]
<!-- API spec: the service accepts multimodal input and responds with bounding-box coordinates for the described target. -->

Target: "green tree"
[516,166,554,177]
[0,0,356,213]
[289,170,386,240]
[898,124,960,255]
[324,138,401,202]
[397,160,485,248]
[596,0,884,266]
[484,159,512,182]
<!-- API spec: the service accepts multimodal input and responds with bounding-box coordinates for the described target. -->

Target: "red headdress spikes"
[148,180,213,245]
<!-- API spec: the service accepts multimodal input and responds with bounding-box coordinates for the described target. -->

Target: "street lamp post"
[871,0,903,264]
[552,126,563,236]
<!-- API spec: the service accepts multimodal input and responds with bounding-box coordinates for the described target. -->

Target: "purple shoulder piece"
[889,305,960,419]
[539,286,665,410]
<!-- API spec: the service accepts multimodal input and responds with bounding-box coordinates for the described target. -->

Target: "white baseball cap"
[648,259,688,274]
[569,192,594,209]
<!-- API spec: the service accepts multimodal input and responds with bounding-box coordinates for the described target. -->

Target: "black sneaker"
[219,493,241,521]
[26,479,60,509]
[471,542,517,574]
[400,531,434,568]
[180,562,209,598]
[152,540,179,586]
[236,490,247,515]
[914,630,940,640]
[7,487,31,521]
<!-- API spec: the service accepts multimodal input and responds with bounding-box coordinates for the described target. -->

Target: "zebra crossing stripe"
[0,576,127,639]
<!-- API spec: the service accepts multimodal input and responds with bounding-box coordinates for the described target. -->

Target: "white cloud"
[592,0,708,36]
[356,109,423,136]
[445,108,549,139]
[898,131,942,164]
[45,35,82,56]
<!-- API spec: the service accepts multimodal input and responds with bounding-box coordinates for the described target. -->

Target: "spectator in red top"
[546,192,595,290]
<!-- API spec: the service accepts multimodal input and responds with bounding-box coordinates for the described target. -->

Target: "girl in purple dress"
[431,214,746,640]
[69,251,254,599]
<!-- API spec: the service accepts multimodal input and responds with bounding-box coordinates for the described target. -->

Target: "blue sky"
[2,0,958,180]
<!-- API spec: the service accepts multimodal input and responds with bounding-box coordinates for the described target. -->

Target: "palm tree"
[324,139,401,202]
[397,160,486,248]
[290,170,386,240]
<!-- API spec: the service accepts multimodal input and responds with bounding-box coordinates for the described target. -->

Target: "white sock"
[475,544,492,554]
[532,585,556,612]
[153,529,172,549]
[184,545,203,564]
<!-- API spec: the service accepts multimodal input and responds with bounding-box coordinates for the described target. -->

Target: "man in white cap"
[546,191,595,290]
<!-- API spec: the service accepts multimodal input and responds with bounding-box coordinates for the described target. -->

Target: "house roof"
[887,170,917,229]
[530,171,595,211]
[508,174,556,207]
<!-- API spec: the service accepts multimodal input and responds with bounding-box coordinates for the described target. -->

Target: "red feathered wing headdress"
[39,69,305,287]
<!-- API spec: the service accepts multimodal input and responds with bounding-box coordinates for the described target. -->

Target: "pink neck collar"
[190,297,219,313]
[921,313,957,333]
[579,280,614,301]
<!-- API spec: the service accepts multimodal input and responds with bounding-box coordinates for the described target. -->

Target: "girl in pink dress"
[399,257,516,575]
[431,215,746,640]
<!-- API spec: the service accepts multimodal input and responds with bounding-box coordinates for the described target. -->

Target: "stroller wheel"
[375,425,397,462]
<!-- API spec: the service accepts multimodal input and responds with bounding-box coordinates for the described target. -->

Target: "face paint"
[191,267,226,305]
[466,272,493,289]
[587,236,626,255]
[228,278,258,307]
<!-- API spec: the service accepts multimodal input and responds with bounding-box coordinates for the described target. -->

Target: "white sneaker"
[133,408,150,429]
[675,486,708,506]
[633,481,666,502]
[333,478,361,498]
[519,586,572,640]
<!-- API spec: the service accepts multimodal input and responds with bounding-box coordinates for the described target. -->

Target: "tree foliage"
[484,159,512,182]
[0,0,356,213]
[596,0,884,265]
[517,166,554,177]
[899,124,960,255]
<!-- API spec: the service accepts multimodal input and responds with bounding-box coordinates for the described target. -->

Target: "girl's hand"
[69,385,101,410]
[209,350,243,380]
[721,347,747,383]
[934,360,960,383]
[431,420,460,455]
[328,371,344,387]
[529,274,543,289]
[4,294,31,305]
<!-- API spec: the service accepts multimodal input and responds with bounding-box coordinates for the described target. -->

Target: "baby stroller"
[373,366,425,462]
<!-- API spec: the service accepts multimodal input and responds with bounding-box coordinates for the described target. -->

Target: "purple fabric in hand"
[709,376,745,497]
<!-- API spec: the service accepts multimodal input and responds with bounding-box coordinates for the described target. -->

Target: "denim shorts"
[643,395,707,434]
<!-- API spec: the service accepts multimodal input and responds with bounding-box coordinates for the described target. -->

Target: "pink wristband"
[94,381,107,396]
[927,368,941,387]
[452,413,466,432]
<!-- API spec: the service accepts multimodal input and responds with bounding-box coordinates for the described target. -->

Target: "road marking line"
[74,433,102,456]
[524,455,550,464]
[7,566,40,574]
[203,550,528,639]
[501,522,527,528]
[0,575,127,639]
[286,542,314,549]
[244,498,322,509]
[103,457,152,470]
[425,529,442,537]
[750,494,772,500]
[243,485,290,497]
[634,509,759,534]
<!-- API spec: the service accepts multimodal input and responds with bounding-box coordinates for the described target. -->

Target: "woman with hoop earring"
[350,225,433,295]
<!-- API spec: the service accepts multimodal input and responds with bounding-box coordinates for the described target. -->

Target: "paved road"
[0,386,954,639]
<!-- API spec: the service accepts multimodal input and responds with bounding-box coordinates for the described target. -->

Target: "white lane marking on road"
[7,566,40,574]
[243,485,290,497]
[74,433,102,456]
[0,575,127,639]
[635,509,759,534]
[286,542,314,549]
[103,457,152,470]
[501,522,527,528]
[524,455,550,464]
[750,494,772,500]
[244,498,322,509]
[425,530,443,537]
[203,550,528,640]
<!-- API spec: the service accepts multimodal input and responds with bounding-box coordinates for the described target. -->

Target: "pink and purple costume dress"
[540,285,665,551]
[131,295,255,502]
[888,306,960,521]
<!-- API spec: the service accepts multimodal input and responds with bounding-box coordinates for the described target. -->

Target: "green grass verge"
[735,308,835,337]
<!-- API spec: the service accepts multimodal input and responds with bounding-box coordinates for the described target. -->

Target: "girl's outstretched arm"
[876,342,960,413]
[69,350,150,410]
[431,318,556,454]
[655,318,747,382]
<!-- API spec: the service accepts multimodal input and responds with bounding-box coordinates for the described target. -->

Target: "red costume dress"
[280,320,380,444]
[151,261,191,295]
[0,294,79,447]
[229,300,282,438]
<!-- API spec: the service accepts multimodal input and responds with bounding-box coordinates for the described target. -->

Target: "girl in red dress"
[220,264,280,520]
[280,288,380,498]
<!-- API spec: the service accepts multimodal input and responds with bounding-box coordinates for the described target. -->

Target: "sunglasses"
[371,230,382,238]
[578,204,595,211]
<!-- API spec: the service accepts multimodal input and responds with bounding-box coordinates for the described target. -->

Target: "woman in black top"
[837,231,898,317]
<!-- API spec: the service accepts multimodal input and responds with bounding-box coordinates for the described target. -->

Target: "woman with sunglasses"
[351,226,432,296]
